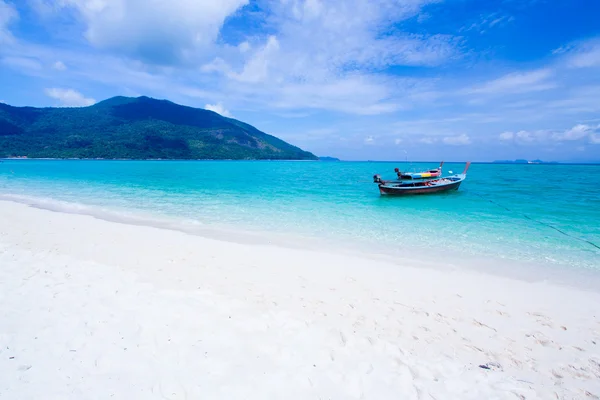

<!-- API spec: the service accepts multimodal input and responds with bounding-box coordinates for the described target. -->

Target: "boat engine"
[373,174,383,183]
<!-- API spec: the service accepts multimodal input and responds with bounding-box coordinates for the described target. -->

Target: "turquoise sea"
[1,160,599,279]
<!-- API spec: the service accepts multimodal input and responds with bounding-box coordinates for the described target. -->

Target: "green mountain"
[0,96,317,160]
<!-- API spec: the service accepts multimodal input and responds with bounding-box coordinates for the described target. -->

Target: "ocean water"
[1,160,599,277]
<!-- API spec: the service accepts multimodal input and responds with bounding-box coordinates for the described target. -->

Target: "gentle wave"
[2,192,600,292]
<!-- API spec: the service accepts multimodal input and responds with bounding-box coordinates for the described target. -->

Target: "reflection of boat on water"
[373,162,471,196]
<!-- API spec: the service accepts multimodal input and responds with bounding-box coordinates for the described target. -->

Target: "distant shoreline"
[2,158,599,165]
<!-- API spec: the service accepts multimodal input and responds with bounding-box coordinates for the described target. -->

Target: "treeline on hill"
[0,96,317,160]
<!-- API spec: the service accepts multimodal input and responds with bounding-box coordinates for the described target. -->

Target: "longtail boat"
[373,162,471,195]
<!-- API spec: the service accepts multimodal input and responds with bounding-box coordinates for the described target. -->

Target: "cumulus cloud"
[553,124,592,141]
[498,124,600,145]
[443,134,471,145]
[200,0,456,114]
[267,0,458,69]
[45,88,96,106]
[204,102,232,117]
[42,0,249,64]
[514,130,539,143]
[230,35,280,83]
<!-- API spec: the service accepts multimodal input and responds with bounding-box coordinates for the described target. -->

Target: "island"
[0,96,317,160]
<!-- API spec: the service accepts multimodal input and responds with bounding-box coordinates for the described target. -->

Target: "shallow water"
[1,160,599,274]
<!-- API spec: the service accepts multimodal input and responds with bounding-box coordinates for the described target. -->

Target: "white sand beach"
[1,199,599,399]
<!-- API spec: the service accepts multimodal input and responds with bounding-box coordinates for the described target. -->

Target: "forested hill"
[0,96,317,160]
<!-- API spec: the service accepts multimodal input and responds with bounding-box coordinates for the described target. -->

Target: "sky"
[1,0,600,161]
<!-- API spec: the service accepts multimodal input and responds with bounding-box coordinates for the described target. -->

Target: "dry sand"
[1,200,599,399]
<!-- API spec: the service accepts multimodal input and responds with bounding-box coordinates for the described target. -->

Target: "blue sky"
[1,0,600,161]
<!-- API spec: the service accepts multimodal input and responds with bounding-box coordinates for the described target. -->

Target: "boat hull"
[378,180,462,195]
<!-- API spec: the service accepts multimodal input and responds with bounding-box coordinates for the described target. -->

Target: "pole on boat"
[462,162,471,174]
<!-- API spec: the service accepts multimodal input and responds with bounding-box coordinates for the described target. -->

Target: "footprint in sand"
[589,358,600,378]
[473,319,497,332]
[527,311,555,328]
[551,369,563,379]
[464,343,485,353]
[584,391,599,400]
[525,332,557,348]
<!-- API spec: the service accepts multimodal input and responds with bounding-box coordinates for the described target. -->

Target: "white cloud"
[468,69,555,95]
[238,41,251,53]
[258,0,457,70]
[201,57,232,75]
[571,48,600,68]
[553,124,591,141]
[0,0,18,44]
[42,0,249,64]
[53,60,67,70]
[443,134,471,145]
[559,38,600,68]
[394,138,403,145]
[515,130,540,143]
[204,102,232,117]
[230,35,280,83]
[489,15,514,28]
[499,131,514,141]
[199,0,455,114]
[269,75,406,115]
[462,12,514,34]
[419,137,436,144]
[364,135,375,144]
[44,88,96,106]
[498,124,600,145]
[2,56,43,71]
[5,0,458,119]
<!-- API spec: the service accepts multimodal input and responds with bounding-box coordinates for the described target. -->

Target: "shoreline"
[1,200,599,398]
[1,195,599,293]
